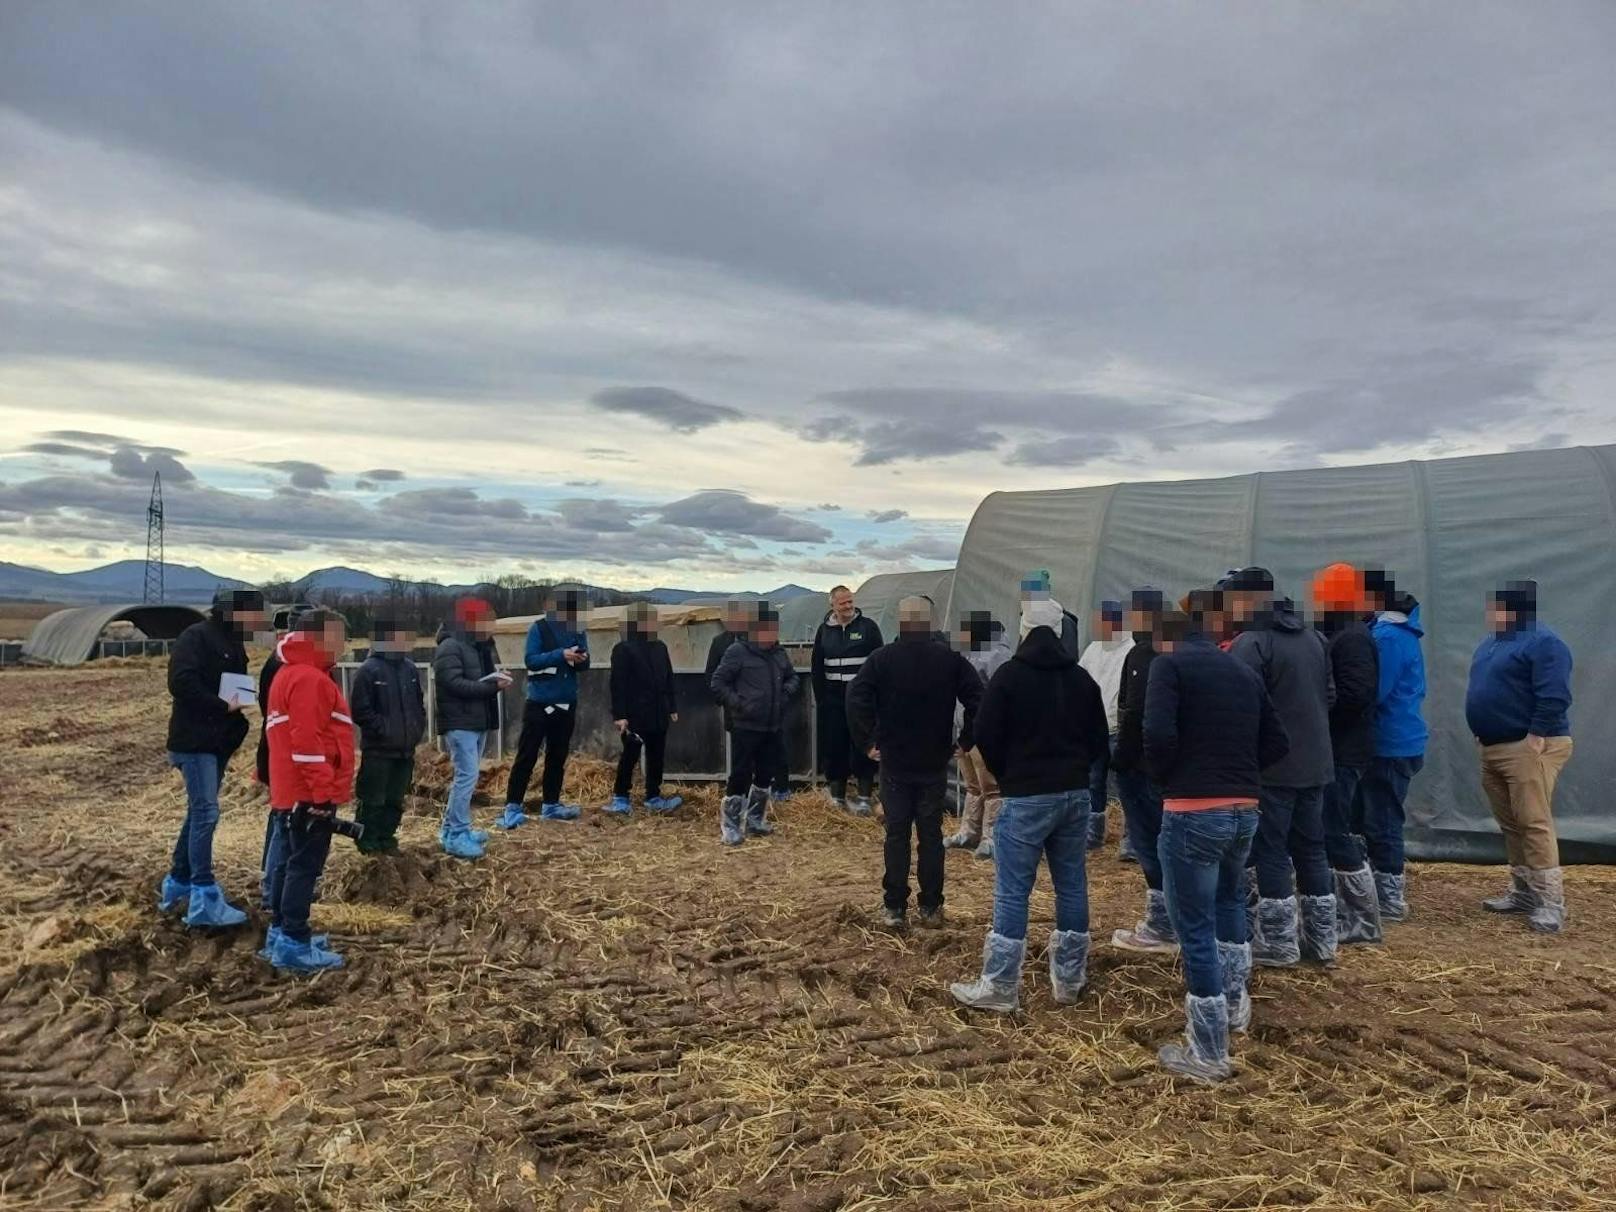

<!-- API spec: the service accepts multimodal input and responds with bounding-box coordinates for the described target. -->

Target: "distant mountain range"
[0,560,822,607]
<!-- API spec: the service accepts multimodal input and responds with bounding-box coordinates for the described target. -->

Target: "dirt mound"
[4,664,1616,1209]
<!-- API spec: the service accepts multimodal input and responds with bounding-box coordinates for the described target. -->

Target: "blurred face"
[1126,608,1157,638]
[553,595,582,625]
[1226,590,1265,625]
[376,628,411,653]
[898,605,931,634]
[725,603,748,631]
[228,606,270,642]
[754,620,780,646]
[830,589,855,624]
[1093,611,1117,640]
[469,616,495,640]
[1487,599,1513,634]
[641,612,660,637]
[318,620,348,661]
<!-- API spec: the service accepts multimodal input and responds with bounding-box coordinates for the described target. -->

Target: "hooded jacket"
[1324,616,1379,769]
[1143,633,1290,800]
[1110,636,1159,773]
[523,616,590,706]
[710,640,800,732]
[1465,622,1573,744]
[1370,603,1428,758]
[610,632,678,735]
[1228,599,1335,787]
[166,612,252,758]
[433,628,502,734]
[1078,635,1135,732]
[705,628,743,730]
[811,609,885,701]
[973,626,1108,797]
[847,629,985,781]
[350,649,427,758]
[265,630,356,809]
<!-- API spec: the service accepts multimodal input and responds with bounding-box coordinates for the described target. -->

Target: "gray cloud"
[23,441,104,458]
[803,415,1005,466]
[1005,435,1123,468]
[109,446,195,484]
[258,459,333,490]
[656,490,833,543]
[553,496,639,533]
[868,508,908,524]
[359,467,405,482]
[589,386,744,433]
[354,478,377,491]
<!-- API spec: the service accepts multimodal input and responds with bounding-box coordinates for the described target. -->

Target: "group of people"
[156,565,1577,1061]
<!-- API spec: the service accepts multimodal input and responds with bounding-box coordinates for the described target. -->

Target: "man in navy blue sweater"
[1465,580,1574,933]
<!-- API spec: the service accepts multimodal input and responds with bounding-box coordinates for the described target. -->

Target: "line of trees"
[255,574,640,639]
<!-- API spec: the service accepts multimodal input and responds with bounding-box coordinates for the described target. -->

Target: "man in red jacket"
[264,609,355,972]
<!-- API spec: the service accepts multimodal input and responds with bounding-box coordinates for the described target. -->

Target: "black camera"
[328,816,365,843]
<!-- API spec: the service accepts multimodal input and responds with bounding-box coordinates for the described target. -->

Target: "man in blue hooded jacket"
[1353,571,1427,923]
[1466,580,1574,933]
[501,588,590,825]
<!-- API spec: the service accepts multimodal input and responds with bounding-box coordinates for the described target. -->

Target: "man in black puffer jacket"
[1228,580,1336,968]
[847,597,983,929]
[711,607,800,844]
[350,617,427,855]
[160,588,269,929]
[607,604,683,814]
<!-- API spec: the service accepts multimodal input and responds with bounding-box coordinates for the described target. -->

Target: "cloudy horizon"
[1,3,1612,590]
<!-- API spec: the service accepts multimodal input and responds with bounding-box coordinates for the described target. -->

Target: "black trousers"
[727,729,782,797]
[882,772,947,913]
[818,692,877,786]
[615,729,667,798]
[505,702,577,806]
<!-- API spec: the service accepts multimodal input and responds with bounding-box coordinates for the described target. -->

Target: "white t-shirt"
[1079,636,1135,733]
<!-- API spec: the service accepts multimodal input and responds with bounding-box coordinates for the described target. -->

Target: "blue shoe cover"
[270,934,344,973]
[259,925,329,960]
[442,831,485,860]
[644,795,683,813]
[158,875,190,913]
[470,828,491,843]
[183,883,248,929]
[540,802,581,822]
[497,804,530,830]
[604,795,633,815]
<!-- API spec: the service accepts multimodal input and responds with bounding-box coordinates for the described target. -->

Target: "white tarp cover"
[946,445,1616,863]
[854,568,955,640]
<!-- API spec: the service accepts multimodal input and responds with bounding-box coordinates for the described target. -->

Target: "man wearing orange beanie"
[1310,564,1383,944]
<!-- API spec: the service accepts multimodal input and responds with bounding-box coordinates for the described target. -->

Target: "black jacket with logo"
[611,634,678,735]
[351,651,428,758]
[1110,637,1159,774]
[973,626,1108,797]
[166,616,251,759]
[811,610,885,701]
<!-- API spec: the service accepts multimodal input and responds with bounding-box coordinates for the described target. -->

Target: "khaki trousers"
[1479,737,1573,870]
[957,747,1002,840]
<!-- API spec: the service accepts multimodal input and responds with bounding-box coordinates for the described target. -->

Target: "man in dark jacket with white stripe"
[811,585,884,813]
[847,597,982,929]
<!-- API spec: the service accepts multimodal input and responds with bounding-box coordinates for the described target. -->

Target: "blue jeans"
[266,811,334,944]
[261,811,285,909]
[991,789,1091,939]
[1251,785,1330,898]
[443,729,486,834]
[1115,767,1165,891]
[1159,808,1259,997]
[1354,755,1424,874]
[1087,735,1114,820]
[1322,764,1366,869]
[167,751,225,886]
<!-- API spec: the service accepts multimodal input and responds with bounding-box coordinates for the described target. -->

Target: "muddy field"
[2,663,1614,1211]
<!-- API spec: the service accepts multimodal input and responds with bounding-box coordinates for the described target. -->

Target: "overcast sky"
[1,2,1612,590]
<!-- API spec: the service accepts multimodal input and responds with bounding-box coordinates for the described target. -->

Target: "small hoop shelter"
[21,603,208,667]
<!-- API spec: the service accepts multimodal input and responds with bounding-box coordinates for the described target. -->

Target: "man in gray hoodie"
[1228,571,1336,967]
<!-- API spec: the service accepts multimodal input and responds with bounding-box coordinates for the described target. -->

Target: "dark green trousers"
[355,754,414,853]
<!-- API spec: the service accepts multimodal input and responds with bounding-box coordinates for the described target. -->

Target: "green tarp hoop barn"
[945,444,1616,864]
